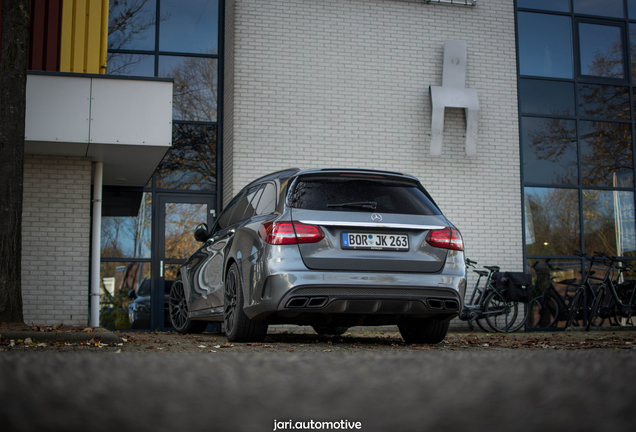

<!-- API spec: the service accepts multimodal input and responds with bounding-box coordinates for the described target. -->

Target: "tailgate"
[292,209,449,273]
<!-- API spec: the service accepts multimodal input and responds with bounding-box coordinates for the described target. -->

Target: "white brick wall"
[225,0,523,329]
[21,155,91,325]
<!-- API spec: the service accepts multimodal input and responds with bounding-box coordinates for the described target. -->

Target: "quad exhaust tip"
[286,296,329,308]
[427,298,459,311]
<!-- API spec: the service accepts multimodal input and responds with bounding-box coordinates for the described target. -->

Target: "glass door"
[153,193,216,330]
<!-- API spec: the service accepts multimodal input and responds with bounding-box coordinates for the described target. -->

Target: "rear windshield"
[288,177,441,215]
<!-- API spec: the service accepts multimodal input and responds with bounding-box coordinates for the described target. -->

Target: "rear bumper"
[244,267,466,323]
[276,284,462,319]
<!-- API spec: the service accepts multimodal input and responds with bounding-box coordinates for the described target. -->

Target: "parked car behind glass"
[169,168,466,343]
[128,278,172,329]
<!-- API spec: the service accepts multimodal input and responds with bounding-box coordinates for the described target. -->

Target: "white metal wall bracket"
[429,40,480,157]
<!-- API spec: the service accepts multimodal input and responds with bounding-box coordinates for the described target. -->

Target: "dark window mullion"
[154,0,161,77]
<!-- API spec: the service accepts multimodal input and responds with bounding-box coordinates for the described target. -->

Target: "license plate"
[342,233,409,251]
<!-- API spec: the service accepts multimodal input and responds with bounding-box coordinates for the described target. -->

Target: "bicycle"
[528,254,603,330]
[459,259,500,332]
[459,259,529,333]
[585,252,635,330]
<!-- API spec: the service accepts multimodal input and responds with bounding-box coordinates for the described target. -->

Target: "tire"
[585,286,606,331]
[398,318,450,344]
[312,325,349,336]
[564,288,584,329]
[483,291,527,333]
[169,277,207,333]
[224,263,268,342]
[527,295,559,329]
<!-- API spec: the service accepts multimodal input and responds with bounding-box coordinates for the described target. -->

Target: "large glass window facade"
[101,0,221,330]
[517,0,636,289]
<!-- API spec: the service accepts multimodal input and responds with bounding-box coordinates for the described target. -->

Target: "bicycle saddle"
[473,270,489,277]
[483,266,500,272]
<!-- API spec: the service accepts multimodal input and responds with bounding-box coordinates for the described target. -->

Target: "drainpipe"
[90,162,103,327]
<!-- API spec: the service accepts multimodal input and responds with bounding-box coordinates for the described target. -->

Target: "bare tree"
[0,0,30,323]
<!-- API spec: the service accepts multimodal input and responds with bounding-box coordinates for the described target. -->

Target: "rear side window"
[288,177,441,215]
[216,193,243,231]
[255,183,276,215]
[231,185,261,223]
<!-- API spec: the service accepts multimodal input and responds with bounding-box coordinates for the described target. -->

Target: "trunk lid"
[287,172,454,273]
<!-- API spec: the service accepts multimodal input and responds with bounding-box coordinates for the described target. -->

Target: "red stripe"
[30,0,46,70]
[44,0,61,71]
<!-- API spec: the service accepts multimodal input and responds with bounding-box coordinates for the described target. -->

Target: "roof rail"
[246,168,301,186]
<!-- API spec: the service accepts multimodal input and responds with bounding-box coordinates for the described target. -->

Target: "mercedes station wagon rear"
[170,168,467,344]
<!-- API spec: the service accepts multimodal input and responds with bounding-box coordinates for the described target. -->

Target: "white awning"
[25,73,173,187]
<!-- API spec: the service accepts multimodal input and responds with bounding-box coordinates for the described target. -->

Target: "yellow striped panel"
[85,0,102,73]
[58,0,109,74]
[59,0,74,72]
[71,0,87,72]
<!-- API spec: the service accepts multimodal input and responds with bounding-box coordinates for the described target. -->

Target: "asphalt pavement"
[0,349,634,432]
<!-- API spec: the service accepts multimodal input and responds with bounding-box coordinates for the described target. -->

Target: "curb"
[0,331,120,344]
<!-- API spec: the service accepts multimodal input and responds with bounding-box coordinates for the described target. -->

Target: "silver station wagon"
[169,168,467,343]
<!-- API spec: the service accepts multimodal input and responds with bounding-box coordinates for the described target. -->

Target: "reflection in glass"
[159,56,218,121]
[579,121,633,187]
[519,79,575,116]
[527,259,583,328]
[159,0,219,54]
[108,0,156,50]
[573,0,624,18]
[164,264,180,281]
[522,117,578,185]
[579,23,624,79]
[583,190,636,257]
[106,53,155,76]
[156,124,217,190]
[164,203,208,259]
[630,0,636,19]
[527,259,582,296]
[100,261,151,330]
[101,193,152,258]
[517,0,569,12]
[518,13,573,79]
[525,187,580,256]
[578,84,630,120]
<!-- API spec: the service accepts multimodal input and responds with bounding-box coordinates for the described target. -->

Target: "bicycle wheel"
[614,315,636,326]
[527,295,559,329]
[475,317,492,333]
[483,291,527,333]
[585,285,606,331]
[564,288,584,329]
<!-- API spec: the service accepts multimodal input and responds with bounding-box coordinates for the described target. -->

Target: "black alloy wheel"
[169,278,206,333]
[224,268,238,337]
[223,263,268,342]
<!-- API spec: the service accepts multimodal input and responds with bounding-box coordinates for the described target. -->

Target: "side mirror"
[127,289,137,300]
[194,223,209,242]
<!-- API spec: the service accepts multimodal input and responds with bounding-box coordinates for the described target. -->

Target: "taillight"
[259,221,325,245]
[425,228,464,251]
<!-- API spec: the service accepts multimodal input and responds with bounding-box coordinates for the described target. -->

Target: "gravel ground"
[2,326,635,353]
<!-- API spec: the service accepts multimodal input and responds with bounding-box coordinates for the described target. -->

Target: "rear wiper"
[327,201,377,210]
